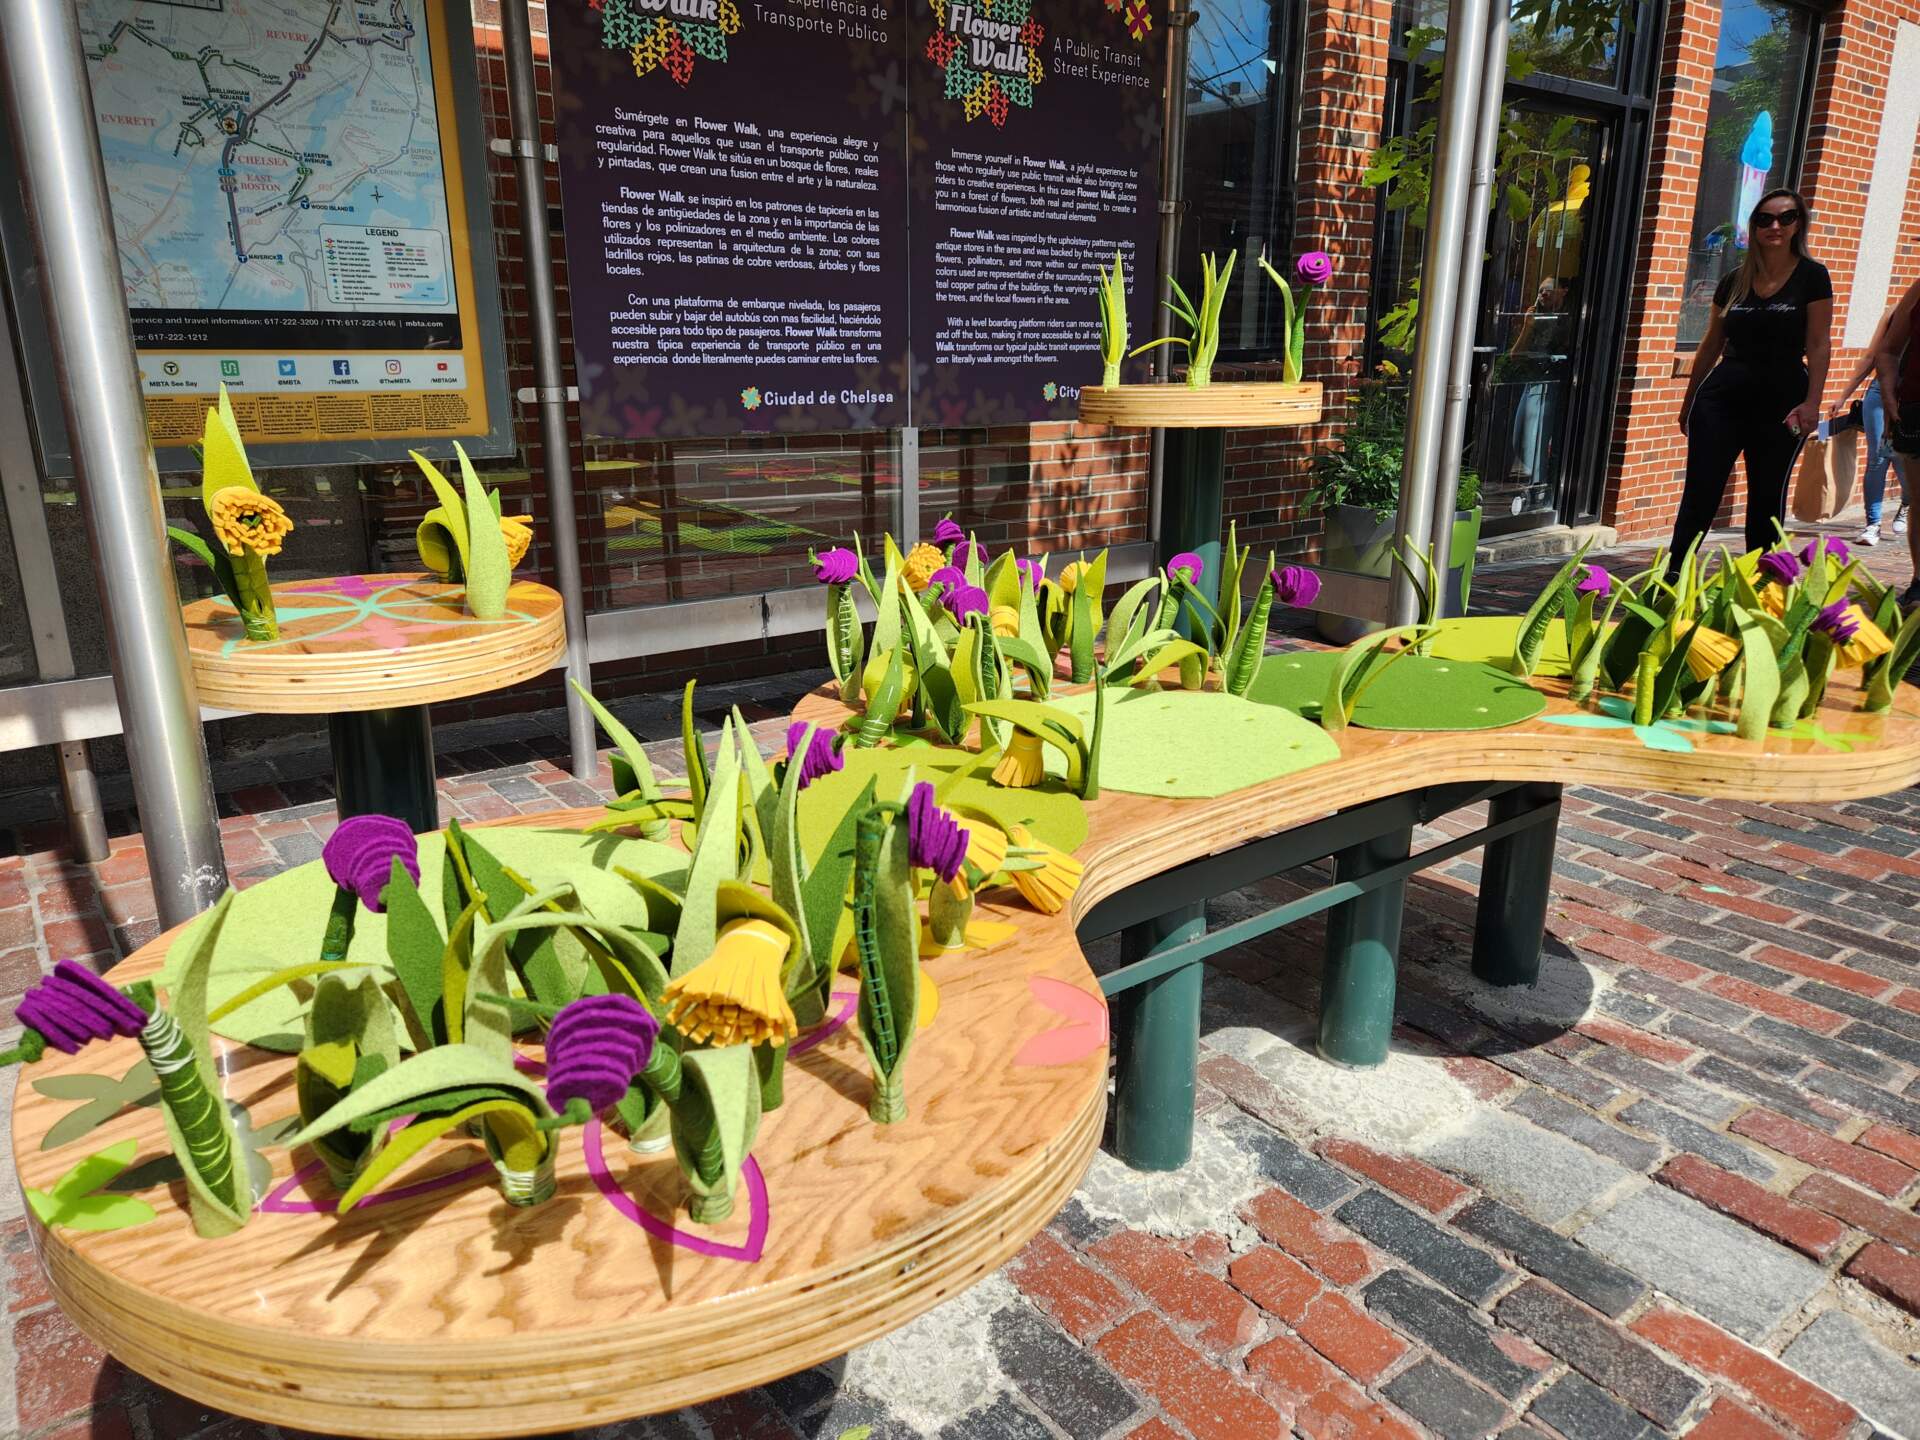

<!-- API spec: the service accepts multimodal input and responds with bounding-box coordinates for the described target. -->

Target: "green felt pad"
[171,829,686,1049]
[1246,650,1548,730]
[1423,615,1608,678]
[1042,687,1341,797]
[799,744,1089,855]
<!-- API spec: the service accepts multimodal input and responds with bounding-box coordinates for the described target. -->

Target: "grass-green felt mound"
[1042,687,1341,797]
[1423,615,1612,678]
[1247,650,1548,730]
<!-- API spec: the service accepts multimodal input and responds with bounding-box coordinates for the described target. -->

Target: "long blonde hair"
[1724,187,1812,307]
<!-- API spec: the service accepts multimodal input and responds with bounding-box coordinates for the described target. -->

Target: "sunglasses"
[1753,210,1802,229]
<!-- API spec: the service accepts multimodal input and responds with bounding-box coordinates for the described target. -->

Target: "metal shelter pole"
[0,0,226,925]
[501,0,597,779]
[1146,0,1194,545]
[1427,1,1511,588]
[1388,0,1492,625]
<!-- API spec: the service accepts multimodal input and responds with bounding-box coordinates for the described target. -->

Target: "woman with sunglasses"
[1672,188,1833,567]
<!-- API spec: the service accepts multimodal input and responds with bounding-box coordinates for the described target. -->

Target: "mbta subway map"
[78,0,461,341]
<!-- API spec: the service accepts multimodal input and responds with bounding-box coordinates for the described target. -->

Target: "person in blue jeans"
[1832,302,1911,546]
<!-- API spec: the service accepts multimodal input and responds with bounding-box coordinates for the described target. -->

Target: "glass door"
[1467,105,1612,533]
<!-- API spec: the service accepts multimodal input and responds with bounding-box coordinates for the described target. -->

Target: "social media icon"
[435,360,448,372]
[220,359,240,378]
[384,359,402,377]
[277,359,296,377]
[162,360,180,377]
[332,359,351,377]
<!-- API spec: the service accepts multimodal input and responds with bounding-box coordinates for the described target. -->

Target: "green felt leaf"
[985,549,1019,611]
[675,727,742,977]
[673,1044,762,1207]
[1127,639,1207,687]
[438,899,484,1046]
[347,1082,531,1134]
[1103,578,1159,663]
[1218,526,1244,654]
[733,707,780,859]
[1772,659,1809,728]
[456,444,510,619]
[1041,687,1340,798]
[1651,620,1701,719]
[1514,542,1589,677]
[572,681,667,838]
[1602,604,1660,690]
[383,857,447,1046]
[855,786,922,1090]
[49,1137,141,1202]
[339,1099,530,1213]
[771,726,823,1018]
[206,960,365,1025]
[28,1140,158,1231]
[199,388,257,506]
[167,525,243,613]
[681,680,712,815]
[1069,577,1095,684]
[277,1044,548,1152]
[465,843,580,1008]
[410,450,471,572]
[1223,558,1275,697]
[36,1062,159,1152]
[1321,629,1411,731]
[872,547,905,656]
[158,892,251,1235]
[857,645,907,748]
[799,773,872,990]
[617,867,685,936]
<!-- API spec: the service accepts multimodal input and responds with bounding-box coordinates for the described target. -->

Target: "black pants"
[1671,371,1805,566]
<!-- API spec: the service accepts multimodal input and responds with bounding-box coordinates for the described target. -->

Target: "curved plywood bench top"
[181,574,566,713]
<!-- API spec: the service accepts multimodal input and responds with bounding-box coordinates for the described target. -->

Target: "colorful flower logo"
[926,0,1042,127]
[598,0,742,85]
[740,387,763,411]
[1042,381,1058,401]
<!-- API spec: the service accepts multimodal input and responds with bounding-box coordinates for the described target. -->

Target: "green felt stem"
[852,808,901,1076]
[927,881,972,951]
[869,1072,906,1125]
[1632,651,1658,727]
[1102,360,1121,387]
[689,1186,734,1224]
[755,1041,787,1111]
[640,1042,685,1106]
[0,1031,46,1066]
[231,551,278,642]
[139,1009,236,1211]
[320,885,357,964]
[1083,667,1105,800]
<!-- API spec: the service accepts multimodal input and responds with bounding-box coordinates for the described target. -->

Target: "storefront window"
[1176,0,1299,358]
[1677,0,1817,347]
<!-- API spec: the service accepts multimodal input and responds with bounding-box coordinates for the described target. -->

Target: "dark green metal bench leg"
[1319,825,1413,1068]
[1112,902,1207,1172]
[1473,783,1562,987]
[329,705,440,835]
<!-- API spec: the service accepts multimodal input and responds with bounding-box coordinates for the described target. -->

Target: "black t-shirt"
[1714,258,1832,388]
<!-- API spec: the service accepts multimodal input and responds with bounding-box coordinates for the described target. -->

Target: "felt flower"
[1295,250,1333,287]
[906,781,969,884]
[951,539,984,572]
[993,731,1047,788]
[321,814,419,911]
[14,961,146,1056]
[1756,549,1801,588]
[903,542,945,592]
[1016,557,1045,588]
[933,517,966,546]
[662,918,797,1048]
[990,605,1020,638]
[1271,565,1321,606]
[1576,565,1612,599]
[1799,536,1851,566]
[1812,599,1860,645]
[928,565,967,596]
[1684,625,1740,681]
[1165,551,1204,583]
[944,584,990,625]
[1006,825,1084,915]
[1834,608,1893,667]
[785,721,843,789]
[1058,560,1094,594]
[543,994,659,1113]
[813,547,859,585]
[500,515,534,569]
[964,821,1008,883]
[208,486,293,557]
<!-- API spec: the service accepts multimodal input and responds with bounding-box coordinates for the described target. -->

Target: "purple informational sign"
[548,0,911,438]
[907,0,1165,425]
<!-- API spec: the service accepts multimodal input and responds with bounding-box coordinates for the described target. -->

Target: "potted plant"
[1303,379,1482,644]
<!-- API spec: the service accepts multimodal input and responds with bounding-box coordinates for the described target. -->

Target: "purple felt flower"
[945,583,990,625]
[785,721,844,790]
[928,564,967,595]
[1799,535,1850,566]
[1813,599,1860,644]
[322,814,419,912]
[15,961,146,1055]
[1166,551,1204,583]
[951,539,983,572]
[906,781,969,885]
[812,547,858,585]
[1271,565,1321,607]
[933,517,966,546]
[1016,557,1045,588]
[1295,251,1333,287]
[1756,549,1802,588]
[544,994,659,1114]
[1576,565,1612,599]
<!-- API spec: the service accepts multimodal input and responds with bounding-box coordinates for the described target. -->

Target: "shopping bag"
[1790,428,1859,522]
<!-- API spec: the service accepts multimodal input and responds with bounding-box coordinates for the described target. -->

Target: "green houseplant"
[1304,380,1483,643]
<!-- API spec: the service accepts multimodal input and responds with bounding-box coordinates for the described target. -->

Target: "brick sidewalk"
[4,526,1920,1440]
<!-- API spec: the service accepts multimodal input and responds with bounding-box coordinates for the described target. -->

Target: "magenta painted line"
[790,988,858,1057]
[1014,976,1109,1067]
[260,1155,495,1214]
[513,1052,548,1076]
[582,1119,768,1262]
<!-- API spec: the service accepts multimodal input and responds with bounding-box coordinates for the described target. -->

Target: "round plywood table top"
[181,574,566,713]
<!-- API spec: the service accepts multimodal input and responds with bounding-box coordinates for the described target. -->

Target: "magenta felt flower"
[1798,535,1850,565]
[1270,565,1321,607]
[1295,251,1333,287]
[928,564,967,595]
[1576,565,1612,599]
[1166,551,1204,583]
[322,814,419,911]
[785,721,844,790]
[543,994,659,1114]
[1016,557,1045,588]
[906,781,969,885]
[945,583,990,625]
[1756,549,1802,588]
[951,539,983,572]
[14,961,146,1055]
[933,517,966,546]
[812,547,858,585]
[1813,599,1860,644]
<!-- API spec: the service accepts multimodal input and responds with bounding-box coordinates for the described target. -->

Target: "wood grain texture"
[15,665,1920,1436]
[1075,381,1323,429]
[182,575,566,713]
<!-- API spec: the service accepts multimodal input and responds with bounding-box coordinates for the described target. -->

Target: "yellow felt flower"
[1759,585,1786,619]
[990,605,1020,638]
[903,542,945,593]
[1058,560,1092,594]
[208,486,293,557]
[661,918,797,1047]
[1835,607,1894,668]
[993,731,1047,788]
[957,820,1008,893]
[1007,824,1083,915]
[500,514,534,568]
[1684,625,1740,681]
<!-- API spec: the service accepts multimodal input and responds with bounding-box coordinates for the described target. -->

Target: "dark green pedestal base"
[328,705,439,834]
[1474,783,1562,986]
[1318,826,1414,1067]
[1112,902,1207,1172]
[1158,428,1228,636]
